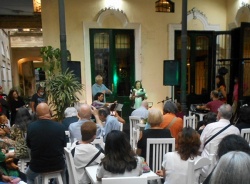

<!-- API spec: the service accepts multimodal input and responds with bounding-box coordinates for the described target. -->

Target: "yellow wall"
[41,0,230,108]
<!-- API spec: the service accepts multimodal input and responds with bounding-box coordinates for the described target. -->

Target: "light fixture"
[155,0,175,13]
[33,0,41,13]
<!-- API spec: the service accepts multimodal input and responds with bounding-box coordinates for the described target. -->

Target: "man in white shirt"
[199,104,240,176]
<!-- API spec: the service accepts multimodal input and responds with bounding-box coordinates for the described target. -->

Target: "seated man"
[72,121,104,184]
[62,107,79,131]
[26,103,66,184]
[94,107,121,142]
[131,100,149,121]
[199,90,223,114]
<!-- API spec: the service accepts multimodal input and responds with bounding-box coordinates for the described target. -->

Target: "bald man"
[26,103,66,184]
[69,103,102,142]
[131,100,149,120]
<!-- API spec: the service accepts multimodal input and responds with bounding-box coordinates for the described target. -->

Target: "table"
[85,165,160,184]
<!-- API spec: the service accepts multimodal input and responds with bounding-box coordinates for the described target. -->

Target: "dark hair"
[163,101,178,114]
[217,134,250,159]
[101,130,137,174]
[98,107,110,118]
[203,112,217,126]
[94,92,104,101]
[81,121,97,142]
[134,81,142,89]
[37,86,44,92]
[239,106,250,124]
[177,127,201,161]
[14,107,32,131]
[216,75,225,88]
[7,89,19,102]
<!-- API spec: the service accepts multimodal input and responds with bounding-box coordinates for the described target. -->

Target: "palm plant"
[46,69,83,121]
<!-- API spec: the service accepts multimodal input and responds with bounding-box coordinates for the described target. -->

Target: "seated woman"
[92,92,116,109]
[96,130,142,180]
[210,151,250,184]
[136,108,172,167]
[156,127,201,184]
[235,105,250,132]
[10,107,32,159]
[0,114,15,148]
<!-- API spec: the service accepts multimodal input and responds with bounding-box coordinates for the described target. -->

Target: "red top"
[206,100,224,113]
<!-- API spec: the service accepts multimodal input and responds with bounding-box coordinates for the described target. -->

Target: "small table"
[85,165,159,184]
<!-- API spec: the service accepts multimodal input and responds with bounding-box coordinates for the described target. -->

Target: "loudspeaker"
[67,61,81,83]
[163,60,179,86]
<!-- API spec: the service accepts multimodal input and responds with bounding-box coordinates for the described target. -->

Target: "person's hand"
[102,90,106,94]
[91,106,98,116]
[1,175,12,182]
[156,170,164,177]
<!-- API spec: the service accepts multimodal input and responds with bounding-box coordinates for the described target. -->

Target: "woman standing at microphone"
[129,81,148,109]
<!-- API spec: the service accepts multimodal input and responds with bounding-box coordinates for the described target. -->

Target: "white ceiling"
[0,0,34,15]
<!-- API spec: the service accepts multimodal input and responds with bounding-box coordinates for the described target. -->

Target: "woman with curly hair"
[96,130,142,180]
[156,127,201,184]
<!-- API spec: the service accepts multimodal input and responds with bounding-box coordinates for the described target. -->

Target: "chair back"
[183,115,197,130]
[186,157,211,184]
[18,158,30,173]
[64,147,78,184]
[241,128,250,144]
[146,138,175,172]
[120,122,123,131]
[65,130,71,148]
[129,116,141,149]
[102,177,147,184]
[91,137,105,149]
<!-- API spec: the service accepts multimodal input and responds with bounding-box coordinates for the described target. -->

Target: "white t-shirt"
[96,156,143,179]
[73,143,104,184]
[162,152,201,184]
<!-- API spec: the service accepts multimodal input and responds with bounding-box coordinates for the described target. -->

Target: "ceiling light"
[155,0,175,13]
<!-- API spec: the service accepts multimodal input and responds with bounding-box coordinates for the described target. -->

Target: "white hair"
[210,151,250,184]
[95,75,103,82]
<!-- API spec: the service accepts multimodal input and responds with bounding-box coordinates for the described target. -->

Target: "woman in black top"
[7,89,25,126]
[136,108,172,167]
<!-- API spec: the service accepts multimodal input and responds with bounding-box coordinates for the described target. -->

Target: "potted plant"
[41,46,83,121]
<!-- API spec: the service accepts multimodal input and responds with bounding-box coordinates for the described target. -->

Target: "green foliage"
[46,69,83,121]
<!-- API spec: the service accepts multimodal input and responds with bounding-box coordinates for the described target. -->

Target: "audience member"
[204,90,223,113]
[197,112,217,135]
[137,108,172,167]
[10,107,32,159]
[92,75,112,102]
[96,130,142,180]
[0,86,9,119]
[175,102,184,119]
[62,107,78,131]
[131,100,149,121]
[216,75,227,103]
[209,151,250,184]
[0,114,15,147]
[26,103,66,184]
[72,121,104,184]
[7,89,25,126]
[129,81,147,109]
[156,127,201,184]
[203,134,250,184]
[30,86,46,113]
[69,104,93,143]
[235,105,250,132]
[199,104,240,176]
[160,101,183,144]
[95,107,120,142]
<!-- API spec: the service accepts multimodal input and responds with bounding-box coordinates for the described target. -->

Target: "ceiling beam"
[0,15,42,28]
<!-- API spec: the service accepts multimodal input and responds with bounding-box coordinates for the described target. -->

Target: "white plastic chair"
[18,158,30,173]
[132,127,140,151]
[186,157,211,184]
[102,176,147,184]
[65,130,71,148]
[146,138,175,172]
[241,128,250,144]
[129,116,141,149]
[64,147,78,184]
[183,115,197,130]
[91,137,105,149]
[120,122,123,131]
